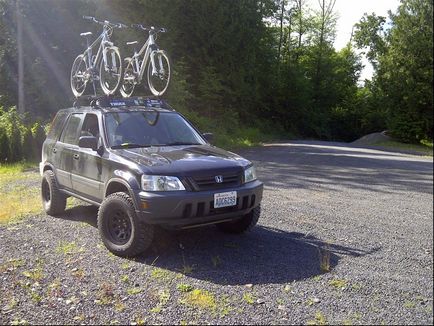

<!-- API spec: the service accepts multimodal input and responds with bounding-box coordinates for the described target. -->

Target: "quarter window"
[61,113,84,145]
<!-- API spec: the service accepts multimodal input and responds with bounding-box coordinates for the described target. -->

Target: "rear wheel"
[100,47,123,95]
[70,54,88,98]
[147,50,171,96]
[120,58,136,98]
[98,192,154,257]
[216,205,261,234]
[41,170,67,216]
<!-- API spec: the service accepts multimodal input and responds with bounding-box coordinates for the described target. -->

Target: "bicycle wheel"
[120,58,136,98]
[147,50,171,96]
[100,46,123,95]
[70,54,88,98]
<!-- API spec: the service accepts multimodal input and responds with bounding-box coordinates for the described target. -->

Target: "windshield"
[104,111,206,148]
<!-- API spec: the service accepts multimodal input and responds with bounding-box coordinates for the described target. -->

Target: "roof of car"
[67,96,175,114]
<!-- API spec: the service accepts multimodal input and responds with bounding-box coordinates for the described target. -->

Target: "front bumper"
[135,180,263,228]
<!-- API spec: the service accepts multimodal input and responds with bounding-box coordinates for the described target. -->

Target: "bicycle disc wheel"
[147,50,171,96]
[120,58,136,98]
[100,47,123,95]
[70,54,88,98]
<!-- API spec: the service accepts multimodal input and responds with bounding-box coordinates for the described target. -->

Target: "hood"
[112,144,251,176]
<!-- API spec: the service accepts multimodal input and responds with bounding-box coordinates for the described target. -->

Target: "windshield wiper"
[111,143,151,149]
[157,142,202,146]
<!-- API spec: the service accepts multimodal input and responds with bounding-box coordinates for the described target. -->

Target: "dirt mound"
[351,131,391,145]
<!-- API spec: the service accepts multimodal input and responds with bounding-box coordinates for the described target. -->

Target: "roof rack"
[72,95,174,111]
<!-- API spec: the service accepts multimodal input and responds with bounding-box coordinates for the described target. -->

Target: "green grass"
[181,289,217,310]
[372,140,433,156]
[55,241,84,255]
[0,162,40,224]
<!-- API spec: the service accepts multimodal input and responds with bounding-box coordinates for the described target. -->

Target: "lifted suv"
[40,97,263,257]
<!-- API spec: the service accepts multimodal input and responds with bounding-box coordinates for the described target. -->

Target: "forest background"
[0,0,432,162]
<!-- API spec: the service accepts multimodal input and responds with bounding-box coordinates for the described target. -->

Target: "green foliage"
[0,0,431,147]
[354,0,433,143]
[0,107,45,163]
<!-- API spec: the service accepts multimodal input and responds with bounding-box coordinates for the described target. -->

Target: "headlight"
[244,166,257,183]
[141,175,186,191]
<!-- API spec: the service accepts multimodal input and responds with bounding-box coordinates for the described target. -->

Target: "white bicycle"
[120,24,171,98]
[71,16,126,97]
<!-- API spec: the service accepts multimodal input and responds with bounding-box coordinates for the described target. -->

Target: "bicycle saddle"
[80,32,93,37]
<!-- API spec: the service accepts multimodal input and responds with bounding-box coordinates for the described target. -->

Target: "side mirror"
[202,132,214,143]
[78,136,98,151]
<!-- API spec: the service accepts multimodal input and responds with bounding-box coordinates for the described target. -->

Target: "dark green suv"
[40,97,263,257]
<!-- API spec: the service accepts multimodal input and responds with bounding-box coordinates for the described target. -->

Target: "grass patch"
[56,241,84,255]
[22,268,44,281]
[0,258,25,272]
[307,311,327,325]
[127,287,143,295]
[329,278,347,289]
[181,289,216,310]
[0,162,40,224]
[177,283,194,293]
[150,267,182,282]
[372,140,433,156]
[0,161,37,174]
[242,292,255,305]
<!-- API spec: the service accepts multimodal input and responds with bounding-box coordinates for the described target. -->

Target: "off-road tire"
[98,192,154,257]
[41,170,67,216]
[216,205,261,234]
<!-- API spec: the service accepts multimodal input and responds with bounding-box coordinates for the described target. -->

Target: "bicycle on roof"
[70,16,127,98]
[120,24,171,98]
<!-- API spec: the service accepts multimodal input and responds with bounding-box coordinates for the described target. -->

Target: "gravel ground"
[0,141,433,325]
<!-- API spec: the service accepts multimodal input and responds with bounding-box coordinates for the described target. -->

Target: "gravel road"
[1,141,433,325]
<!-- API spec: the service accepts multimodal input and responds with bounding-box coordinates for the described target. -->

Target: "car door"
[71,113,105,201]
[55,113,84,190]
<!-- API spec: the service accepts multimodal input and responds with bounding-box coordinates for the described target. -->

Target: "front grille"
[181,194,256,219]
[188,172,242,191]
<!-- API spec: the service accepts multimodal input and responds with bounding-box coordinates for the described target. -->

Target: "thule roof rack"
[72,95,174,111]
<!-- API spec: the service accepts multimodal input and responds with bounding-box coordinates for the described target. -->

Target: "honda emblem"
[215,175,223,183]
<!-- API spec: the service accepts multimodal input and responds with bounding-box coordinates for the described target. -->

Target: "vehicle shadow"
[138,225,380,285]
[60,204,380,285]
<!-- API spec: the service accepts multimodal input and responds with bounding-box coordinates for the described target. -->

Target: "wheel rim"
[42,178,51,204]
[71,56,88,97]
[148,52,170,96]
[106,209,132,245]
[121,61,135,97]
[100,48,122,95]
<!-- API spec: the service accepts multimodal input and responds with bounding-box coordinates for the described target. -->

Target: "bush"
[0,127,8,162]
[0,107,46,163]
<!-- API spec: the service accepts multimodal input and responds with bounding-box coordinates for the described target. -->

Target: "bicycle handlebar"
[131,24,167,33]
[82,16,127,29]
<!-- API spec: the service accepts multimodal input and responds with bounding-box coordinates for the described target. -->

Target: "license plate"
[214,191,237,209]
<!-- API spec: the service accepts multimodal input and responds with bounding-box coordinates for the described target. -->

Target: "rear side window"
[60,113,84,145]
[46,111,68,140]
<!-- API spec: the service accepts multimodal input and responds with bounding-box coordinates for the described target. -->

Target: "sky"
[331,0,401,80]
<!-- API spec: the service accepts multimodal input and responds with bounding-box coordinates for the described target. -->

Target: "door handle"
[52,148,57,153]
[73,154,80,160]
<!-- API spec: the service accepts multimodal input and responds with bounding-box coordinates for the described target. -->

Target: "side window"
[60,113,84,145]
[47,111,68,140]
[81,114,100,138]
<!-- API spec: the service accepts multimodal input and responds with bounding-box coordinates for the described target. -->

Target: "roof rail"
[72,95,174,110]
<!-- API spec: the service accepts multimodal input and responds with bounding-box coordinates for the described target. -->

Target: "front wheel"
[98,192,154,257]
[70,54,88,98]
[147,50,171,96]
[100,47,123,95]
[41,170,67,216]
[120,58,136,98]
